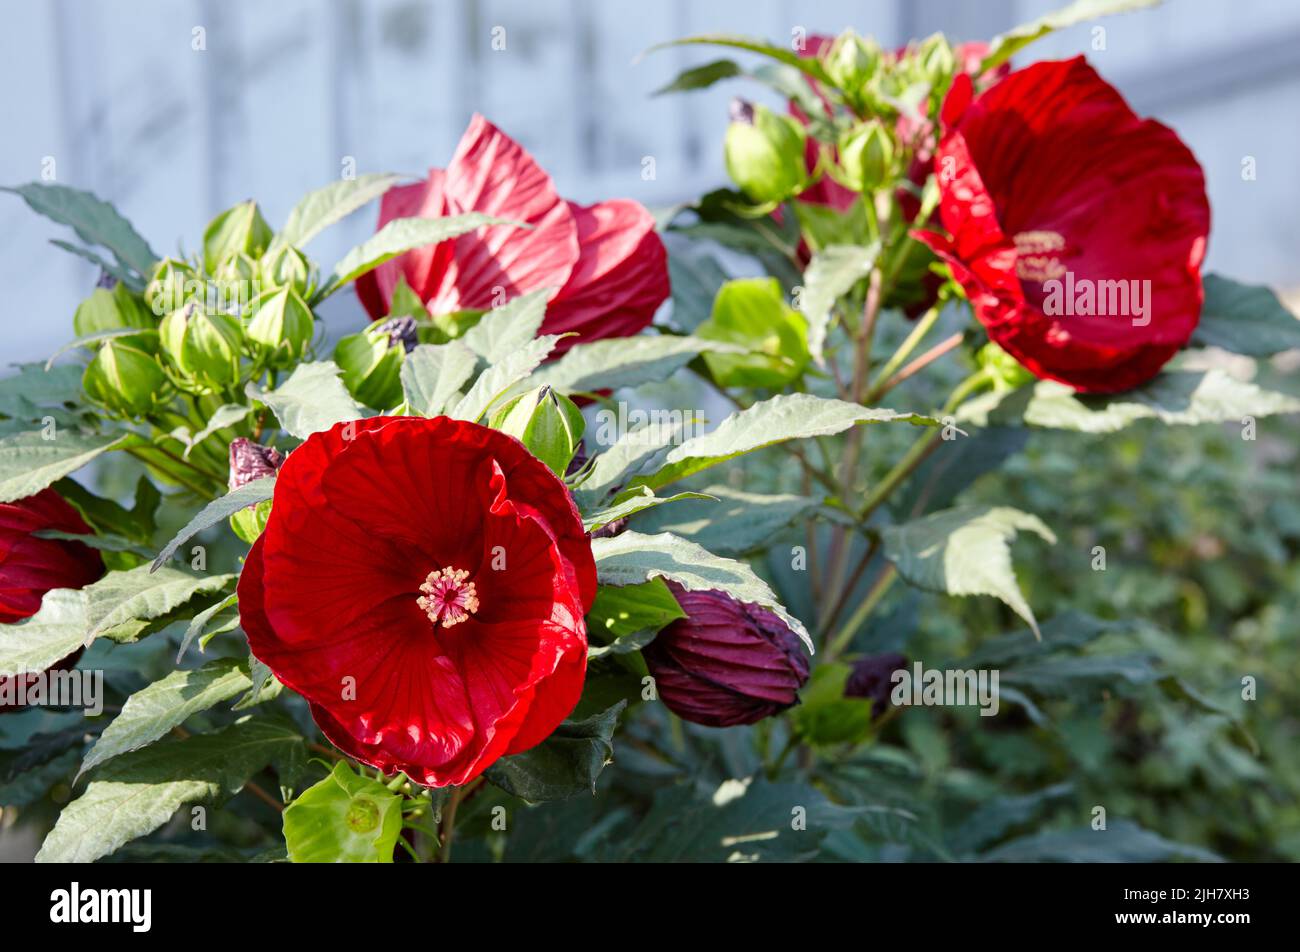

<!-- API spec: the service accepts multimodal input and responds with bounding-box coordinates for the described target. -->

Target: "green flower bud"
[823,30,879,91]
[838,120,895,193]
[160,303,243,388]
[247,286,315,361]
[229,499,273,544]
[74,282,156,339]
[918,33,956,85]
[145,257,199,316]
[490,385,585,476]
[203,201,273,275]
[83,339,169,418]
[260,245,317,299]
[333,320,405,410]
[724,102,808,204]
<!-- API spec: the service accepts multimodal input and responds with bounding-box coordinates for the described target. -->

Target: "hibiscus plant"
[2,0,1298,864]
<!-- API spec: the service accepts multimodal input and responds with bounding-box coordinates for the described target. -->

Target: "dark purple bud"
[377,316,418,353]
[729,98,756,125]
[643,581,810,727]
[844,652,906,718]
[590,516,627,539]
[96,270,118,290]
[228,437,285,491]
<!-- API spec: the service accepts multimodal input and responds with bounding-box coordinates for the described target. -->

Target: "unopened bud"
[247,286,315,361]
[203,200,273,274]
[333,320,405,410]
[724,102,808,204]
[159,303,243,388]
[83,339,169,418]
[491,385,585,476]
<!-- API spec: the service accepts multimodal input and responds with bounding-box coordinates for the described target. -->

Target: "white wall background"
[2,0,1299,365]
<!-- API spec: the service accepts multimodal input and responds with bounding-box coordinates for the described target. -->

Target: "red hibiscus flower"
[1,488,103,712]
[0,488,102,624]
[914,58,1210,392]
[355,115,669,355]
[238,416,597,787]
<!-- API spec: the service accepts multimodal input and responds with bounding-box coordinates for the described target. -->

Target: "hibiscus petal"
[421,115,580,314]
[354,176,447,321]
[543,200,670,352]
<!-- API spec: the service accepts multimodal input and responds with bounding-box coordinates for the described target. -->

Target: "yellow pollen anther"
[417,567,480,629]
[1013,230,1068,282]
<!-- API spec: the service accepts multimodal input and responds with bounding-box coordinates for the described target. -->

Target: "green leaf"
[3,182,158,277]
[592,530,812,650]
[282,761,403,863]
[49,239,139,288]
[882,506,1056,637]
[698,277,810,388]
[0,589,87,677]
[979,819,1220,863]
[587,578,685,647]
[647,34,831,85]
[450,334,562,422]
[0,430,129,503]
[582,487,713,532]
[983,0,1161,70]
[400,340,477,416]
[1193,273,1300,356]
[791,663,876,747]
[617,778,863,862]
[0,747,81,809]
[485,701,626,801]
[0,363,85,419]
[325,213,518,293]
[636,393,939,491]
[177,592,238,662]
[461,289,551,364]
[588,579,684,637]
[45,327,156,372]
[957,369,1300,434]
[36,716,304,863]
[273,172,401,250]
[573,413,701,508]
[246,360,363,439]
[180,403,252,458]
[632,485,824,556]
[151,478,276,572]
[653,58,743,95]
[83,564,237,641]
[80,659,254,776]
[665,237,730,333]
[799,243,879,364]
[530,335,743,395]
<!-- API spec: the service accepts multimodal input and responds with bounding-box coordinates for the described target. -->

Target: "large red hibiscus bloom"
[355,115,669,355]
[1,488,103,712]
[238,416,596,787]
[1,488,102,623]
[915,57,1210,392]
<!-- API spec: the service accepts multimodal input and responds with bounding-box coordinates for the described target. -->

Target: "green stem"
[863,303,941,403]
[826,564,898,660]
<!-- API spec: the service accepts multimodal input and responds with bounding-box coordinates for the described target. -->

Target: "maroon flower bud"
[643,581,810,727]
[590,517,628,539]
[228,438,285,491]
[844,652,906,718]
